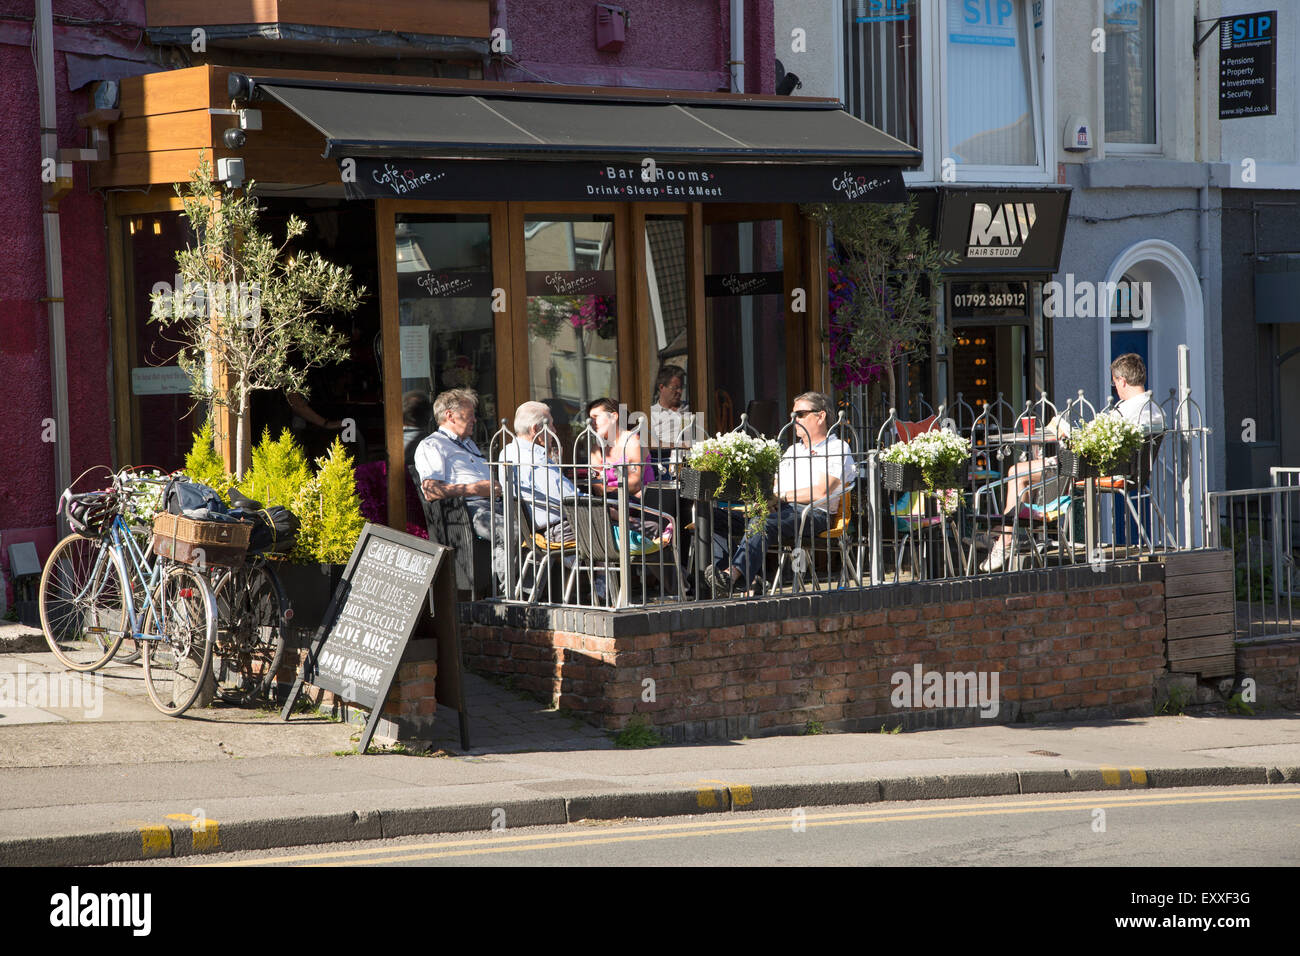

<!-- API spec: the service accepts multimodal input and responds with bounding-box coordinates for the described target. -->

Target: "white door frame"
[1098,239,1205,413]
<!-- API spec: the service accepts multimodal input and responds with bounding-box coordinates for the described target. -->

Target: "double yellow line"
[202,787,1300,867]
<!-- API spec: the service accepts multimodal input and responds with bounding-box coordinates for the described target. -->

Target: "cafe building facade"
[94,69,1071,516]
[92,62,928,527]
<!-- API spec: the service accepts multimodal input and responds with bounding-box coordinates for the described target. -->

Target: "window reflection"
[525,215,618,438]
[395,215,497,445]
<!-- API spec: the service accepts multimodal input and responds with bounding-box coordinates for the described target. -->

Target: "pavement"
[1,619,1298,866]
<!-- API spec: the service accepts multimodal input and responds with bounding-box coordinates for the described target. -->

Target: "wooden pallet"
[1163,550,1235,678]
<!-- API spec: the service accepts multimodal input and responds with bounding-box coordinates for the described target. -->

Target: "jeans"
[712,503,830,581]
[464,497,508,585]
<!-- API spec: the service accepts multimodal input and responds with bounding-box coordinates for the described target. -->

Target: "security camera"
[222,127,247,149]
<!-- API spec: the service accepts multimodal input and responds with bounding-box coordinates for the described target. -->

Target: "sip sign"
[1219,10,1276,119]
[951,0,1017,47]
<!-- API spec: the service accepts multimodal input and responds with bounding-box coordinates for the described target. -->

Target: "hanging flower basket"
[678,466,776,504]
[682,432,782,536]
[879,431,971,493]
[678,466,720,502]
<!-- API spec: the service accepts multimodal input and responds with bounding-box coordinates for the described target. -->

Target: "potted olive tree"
[149,152,364,478]
[802,198,957,410]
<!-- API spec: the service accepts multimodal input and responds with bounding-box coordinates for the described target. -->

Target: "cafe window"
[944,0,1042,167]
[524,215,619,431]
[1104,0,1157,147]
[705,219,786,434]
[842,0,923,150]
[396,214,499,446]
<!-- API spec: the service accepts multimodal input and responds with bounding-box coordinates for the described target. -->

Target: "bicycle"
[38,468,219,717]
[210,552,291,704]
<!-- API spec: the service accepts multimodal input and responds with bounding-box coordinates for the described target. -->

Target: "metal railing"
[435,399,1219,609]
[1210,482,1300,639]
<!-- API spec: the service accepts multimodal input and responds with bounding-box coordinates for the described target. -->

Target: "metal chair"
[408,464,492,600]
[767,485,858,593]
[562,496,683,606]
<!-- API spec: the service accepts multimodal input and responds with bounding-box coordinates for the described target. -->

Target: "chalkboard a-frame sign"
[280,523,451,754]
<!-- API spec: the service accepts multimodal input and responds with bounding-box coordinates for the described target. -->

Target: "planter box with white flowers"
[879,430,970,513]
[1058,415,1144,479]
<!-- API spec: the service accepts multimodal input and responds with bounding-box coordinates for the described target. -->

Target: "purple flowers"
[828,254,886,387]
[569,295,615,334]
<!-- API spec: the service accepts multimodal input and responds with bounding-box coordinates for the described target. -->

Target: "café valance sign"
[343,158,906,204]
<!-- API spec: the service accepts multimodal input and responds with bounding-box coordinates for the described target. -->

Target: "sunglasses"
[793,409,820,419]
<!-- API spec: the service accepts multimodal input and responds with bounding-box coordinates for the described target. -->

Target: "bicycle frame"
[103,514,170,643]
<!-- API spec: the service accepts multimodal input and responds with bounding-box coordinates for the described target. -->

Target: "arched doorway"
[1098,239,1205,415]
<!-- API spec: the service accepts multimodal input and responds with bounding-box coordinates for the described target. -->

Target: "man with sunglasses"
[705,391,856,596]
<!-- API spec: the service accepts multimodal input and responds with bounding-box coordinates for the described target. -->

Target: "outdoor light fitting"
[596,4,629,52]
[216,157,245,189]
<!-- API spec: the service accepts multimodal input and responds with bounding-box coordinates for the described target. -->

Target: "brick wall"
[462,563,1167,741]
[1235,638,1300,709]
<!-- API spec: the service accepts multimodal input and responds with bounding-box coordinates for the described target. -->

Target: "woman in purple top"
[585,397,655,497]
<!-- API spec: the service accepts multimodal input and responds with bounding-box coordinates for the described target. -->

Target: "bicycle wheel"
[211,563,288,704]
[141,564,217,717]
[38,534,127,671]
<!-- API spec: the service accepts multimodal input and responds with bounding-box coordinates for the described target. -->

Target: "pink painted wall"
[0,1,153,599]
[493,0,774,94]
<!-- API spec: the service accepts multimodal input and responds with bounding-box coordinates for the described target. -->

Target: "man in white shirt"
[648,365,691,449]
[981,353,1164,572]
[706,391,857,595]
[498,401,578,542]
[1109,353,1165,430]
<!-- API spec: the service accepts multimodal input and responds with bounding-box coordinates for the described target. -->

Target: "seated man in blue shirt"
[414,388,504,580]
[498,401,578,543]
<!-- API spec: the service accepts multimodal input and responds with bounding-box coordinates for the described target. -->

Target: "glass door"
[123,211,197,471]
[704,218,786,435]
[523,213,619,442]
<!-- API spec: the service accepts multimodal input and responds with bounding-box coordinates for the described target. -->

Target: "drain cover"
[1029,750,1061,757]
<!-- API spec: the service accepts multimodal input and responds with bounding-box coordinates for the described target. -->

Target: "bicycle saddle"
[228,488,264,511]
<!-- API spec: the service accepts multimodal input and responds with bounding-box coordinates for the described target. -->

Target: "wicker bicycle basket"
[151,512,251,568]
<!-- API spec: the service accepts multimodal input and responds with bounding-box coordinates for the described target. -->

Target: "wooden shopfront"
[92,65,918,529]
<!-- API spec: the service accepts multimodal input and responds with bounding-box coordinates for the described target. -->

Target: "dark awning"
[234,75,917,204]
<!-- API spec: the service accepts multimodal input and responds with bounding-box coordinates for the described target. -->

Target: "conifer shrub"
[292,438,366,565]
[241,428,312,509]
